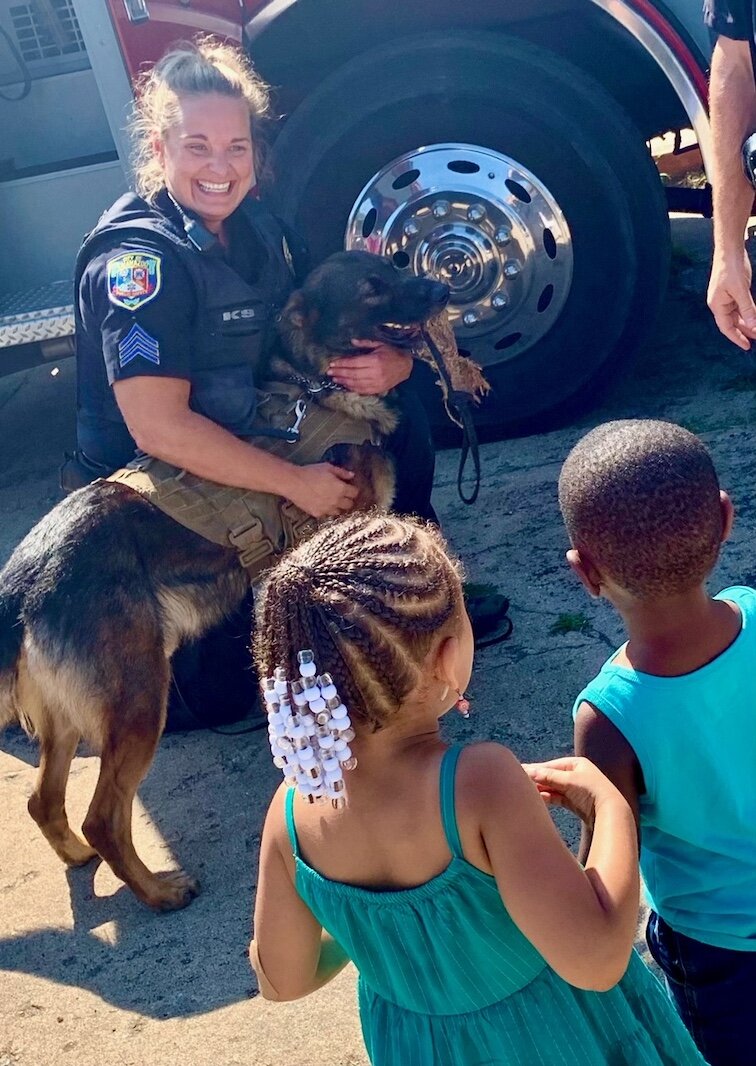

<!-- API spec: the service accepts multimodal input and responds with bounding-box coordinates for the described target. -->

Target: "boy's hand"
[522,756,622,829]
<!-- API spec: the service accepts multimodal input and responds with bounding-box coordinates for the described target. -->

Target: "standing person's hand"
[522,756,626,831]
[326,341,412,395]
[708,250,756,351]
[288,462,359,518]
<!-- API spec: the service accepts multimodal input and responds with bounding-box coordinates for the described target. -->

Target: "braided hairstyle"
[254,512,464,732]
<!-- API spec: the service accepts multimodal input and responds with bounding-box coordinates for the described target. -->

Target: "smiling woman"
[63,36,467,729]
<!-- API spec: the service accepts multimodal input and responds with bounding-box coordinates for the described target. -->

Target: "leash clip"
[284,398,307,441]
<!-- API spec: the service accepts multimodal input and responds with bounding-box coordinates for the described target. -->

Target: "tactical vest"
[75,191,297,466]
[107,378,382,582]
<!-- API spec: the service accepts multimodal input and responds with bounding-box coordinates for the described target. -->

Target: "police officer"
[71,38,434,523]
[70,40,510,719]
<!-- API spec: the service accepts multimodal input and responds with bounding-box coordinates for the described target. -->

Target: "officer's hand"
[289,463,359,518]
[326,341,412,395]
[707,250,756,351]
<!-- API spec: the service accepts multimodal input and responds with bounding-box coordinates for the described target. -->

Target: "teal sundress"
[286,745,708,1065]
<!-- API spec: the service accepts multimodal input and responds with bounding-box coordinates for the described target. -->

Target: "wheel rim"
[345,143,573,368]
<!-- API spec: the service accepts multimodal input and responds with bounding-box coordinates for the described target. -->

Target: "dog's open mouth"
[375,322,424,348]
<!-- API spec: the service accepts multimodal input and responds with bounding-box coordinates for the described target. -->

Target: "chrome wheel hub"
[345,144,573,367]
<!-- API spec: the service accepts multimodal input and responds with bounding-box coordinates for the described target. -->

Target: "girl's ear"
[566,548,602,598]
[435,635,462,693]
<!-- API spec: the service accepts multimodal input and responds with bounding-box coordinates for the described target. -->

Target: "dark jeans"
[646,910,756,1066]
[384,379,438,524]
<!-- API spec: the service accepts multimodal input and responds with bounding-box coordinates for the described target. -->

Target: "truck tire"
[267,32,670,433]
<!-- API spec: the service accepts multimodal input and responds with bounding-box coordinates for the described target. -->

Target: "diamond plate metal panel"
[0,282,74,349]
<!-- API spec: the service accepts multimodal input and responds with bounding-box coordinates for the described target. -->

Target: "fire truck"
[0,0,713,430]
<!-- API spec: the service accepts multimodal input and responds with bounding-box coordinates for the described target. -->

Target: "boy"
[559,419,756,1066]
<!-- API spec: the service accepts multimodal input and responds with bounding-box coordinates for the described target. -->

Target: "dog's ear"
[281,289,320,331]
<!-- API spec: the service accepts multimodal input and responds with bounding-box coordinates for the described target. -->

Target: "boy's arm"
[250,789,349,1001]
[574,701,643,864]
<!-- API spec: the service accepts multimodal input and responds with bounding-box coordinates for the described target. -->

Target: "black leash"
[420,327,482,505]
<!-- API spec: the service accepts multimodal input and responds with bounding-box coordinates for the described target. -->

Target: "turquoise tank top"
[285,745,547,1015]
[285,745,708,1066]
[575,585,756,951]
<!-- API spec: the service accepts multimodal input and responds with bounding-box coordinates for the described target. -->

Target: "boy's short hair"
[559,420,724,598]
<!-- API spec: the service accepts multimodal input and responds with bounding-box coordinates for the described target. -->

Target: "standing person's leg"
[385,376,512,647]
[384,378,438,523]
[647,911,756,1066]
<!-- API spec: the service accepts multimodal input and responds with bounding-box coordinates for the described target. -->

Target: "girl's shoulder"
[454,742,534,818]
[261,783,297,864]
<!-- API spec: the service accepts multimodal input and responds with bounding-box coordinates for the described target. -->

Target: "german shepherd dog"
[0,252,449,911]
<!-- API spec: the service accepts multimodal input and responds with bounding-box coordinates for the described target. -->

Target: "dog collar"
[283,372,346,396]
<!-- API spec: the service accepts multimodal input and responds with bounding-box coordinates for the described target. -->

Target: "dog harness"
[107,378,381,581]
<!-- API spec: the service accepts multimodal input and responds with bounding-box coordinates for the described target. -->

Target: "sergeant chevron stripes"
[118,323,160,367]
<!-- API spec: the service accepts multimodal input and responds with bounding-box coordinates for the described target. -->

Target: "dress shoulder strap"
[284,788,301,859]
[439,745,464,858]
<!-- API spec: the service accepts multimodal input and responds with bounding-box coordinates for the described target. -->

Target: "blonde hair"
[254,513,465,732]
[130,36,270,201]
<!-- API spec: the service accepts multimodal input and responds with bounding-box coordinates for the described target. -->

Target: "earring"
[455,689,471,718]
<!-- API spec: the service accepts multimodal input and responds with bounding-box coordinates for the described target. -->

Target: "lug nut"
[492,292,508,310]
[495,226,511,245]
[403,219,420,238]
[504,260,521,279]
[462,310,479,327]
[467,204,486,223]
[432,200,451,219]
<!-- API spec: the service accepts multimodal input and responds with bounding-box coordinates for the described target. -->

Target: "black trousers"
[384,378,438,524]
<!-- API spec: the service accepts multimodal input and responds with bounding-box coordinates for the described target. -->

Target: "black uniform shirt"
[76,191,302,467]
[704,0,754,39]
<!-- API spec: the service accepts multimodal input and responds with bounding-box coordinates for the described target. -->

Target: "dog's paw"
[61,836,99,867]
[149,869,201,912]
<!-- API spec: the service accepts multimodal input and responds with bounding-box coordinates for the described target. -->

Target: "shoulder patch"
[107,251,162,311]
[118,323,160,368]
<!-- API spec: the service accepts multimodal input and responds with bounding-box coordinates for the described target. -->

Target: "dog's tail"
[0,580,24,729]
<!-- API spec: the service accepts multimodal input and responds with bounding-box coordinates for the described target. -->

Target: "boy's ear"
[566,548,602,598]
[720,490,735,543]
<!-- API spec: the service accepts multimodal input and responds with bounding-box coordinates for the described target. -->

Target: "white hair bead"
[265,651,359,806]
[318,674,338,700]
[290,680,308,706]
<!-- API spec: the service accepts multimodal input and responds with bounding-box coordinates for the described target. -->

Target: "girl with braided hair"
[249,512,706,1066]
